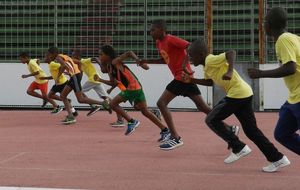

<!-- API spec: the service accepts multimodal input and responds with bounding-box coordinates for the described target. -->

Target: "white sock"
[71,107,76,112]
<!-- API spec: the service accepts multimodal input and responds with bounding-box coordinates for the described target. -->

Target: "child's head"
[265,7,287,36]
[71,49,81,60]
[99,45,116,73]
[150,19,167,40]
[187,38,209,66]
[19,52,30,64]
[99,45,116,63]
[46,47,60,62]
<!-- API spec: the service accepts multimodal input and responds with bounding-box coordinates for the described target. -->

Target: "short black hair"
[19,51,30,58]
[101,45,116,59]
[189,38,208,55]
[266,7,287,31]
[48,47,60,55]
[152,19,167,31]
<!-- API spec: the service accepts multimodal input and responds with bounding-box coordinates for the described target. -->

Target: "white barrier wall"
[0,63,212,109]
[260,64,288,109]
[0,63,288,109]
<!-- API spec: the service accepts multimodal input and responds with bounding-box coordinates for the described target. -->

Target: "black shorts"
[50,82,67,93]
[67,73,82,93]
[166,79,201,97]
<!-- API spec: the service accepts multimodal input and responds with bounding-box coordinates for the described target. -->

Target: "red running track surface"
[0,110,299,190]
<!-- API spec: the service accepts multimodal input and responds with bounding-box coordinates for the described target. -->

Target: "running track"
[0,110,298,190]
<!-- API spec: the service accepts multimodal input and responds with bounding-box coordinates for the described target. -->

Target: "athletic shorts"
[67,73,82,93]
[28,81,48,96]
[166,79,201,97]
[118,89,146,105]
[82,81,109,98]
[50,82,67,93]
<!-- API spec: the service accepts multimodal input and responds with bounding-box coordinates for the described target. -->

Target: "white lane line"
[0,152,26,164]
[0,187,85,190]
[0,166,299,179]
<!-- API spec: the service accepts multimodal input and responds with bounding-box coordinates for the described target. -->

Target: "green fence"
[0,0,299,63]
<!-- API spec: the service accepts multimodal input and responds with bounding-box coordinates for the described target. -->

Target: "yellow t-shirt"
[204,53,253,98]
[81,58,100,83]
[276,32,300,104]
[27,59,48,84]
[49,61,68,85]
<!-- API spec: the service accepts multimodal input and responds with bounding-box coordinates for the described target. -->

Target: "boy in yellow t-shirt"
[182,38,289,172]
[19,52,59,112]
[46,47,110,125]
[71,50,123,127]
[248,7,300,156]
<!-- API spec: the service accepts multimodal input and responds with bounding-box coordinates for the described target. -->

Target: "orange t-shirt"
[58,54,81,76]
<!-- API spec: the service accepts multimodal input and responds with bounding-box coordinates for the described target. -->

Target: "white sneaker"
[224,145,252,164]
[262,155,290,173]
[110,120,126,127]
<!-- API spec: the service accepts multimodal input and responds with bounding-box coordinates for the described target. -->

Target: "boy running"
[40,54,78,116]
[94,45,170,142]
[141,19,238,150]
[71,49,124,127]
[183,38,290,172]
[46,47,109,124]
[20,52,60,113]
[248,7,300,156]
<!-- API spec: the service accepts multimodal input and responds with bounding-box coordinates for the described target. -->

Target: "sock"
[71,107,76,113]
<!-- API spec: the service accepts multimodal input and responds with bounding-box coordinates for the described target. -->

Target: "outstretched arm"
[181,72,213,86]
[94,74,116,86]
[112,51,150,70]
[21,71,39,79]
[248,61,296,79]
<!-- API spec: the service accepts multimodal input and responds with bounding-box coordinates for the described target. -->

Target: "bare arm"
[113,51,138,65]
[182,55,195,75]
[21,71,39,78]
[55,56,67,83]
[222,50,236,80]
[248,61,296,79]
[72,58,82,71]
[39,76,53,80]
[94,74,116,86]
[107,85,117,94]
[190,78,214,86]
[181,72,213,86]
[112,51,150,70]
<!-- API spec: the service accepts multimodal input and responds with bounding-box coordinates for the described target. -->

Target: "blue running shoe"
[159,136,183,151]
[125,120,140,135]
